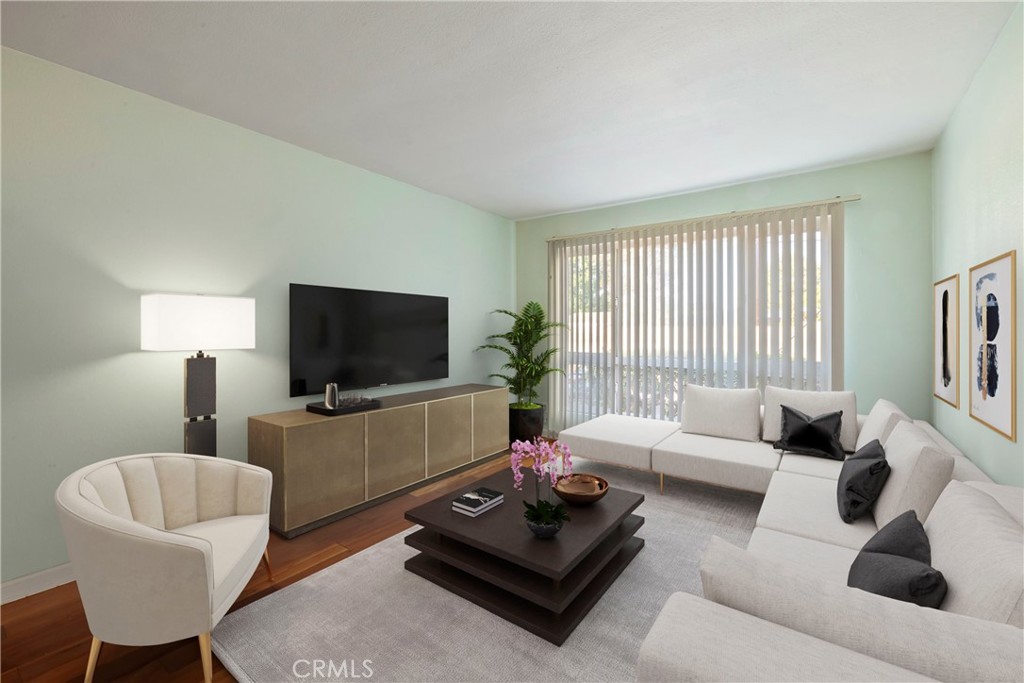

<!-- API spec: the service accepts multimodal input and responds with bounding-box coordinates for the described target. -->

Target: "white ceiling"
[1,2,1016,220]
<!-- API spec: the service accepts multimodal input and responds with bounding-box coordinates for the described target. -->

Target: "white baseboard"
[1,563,75,604]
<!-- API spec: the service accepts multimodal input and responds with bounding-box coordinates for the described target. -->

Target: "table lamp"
[141,293,256,456]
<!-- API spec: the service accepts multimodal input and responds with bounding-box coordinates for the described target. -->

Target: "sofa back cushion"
[681,385,761,442]
[912,419,964,458]
[964,481,1024,526]
[910,420,998,485]
[925,480,1024,626]
[873,422,954,528]
[856,399,910,451]
[763,386,858,452]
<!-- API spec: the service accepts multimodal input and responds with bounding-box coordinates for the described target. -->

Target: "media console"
[249,384,509,537]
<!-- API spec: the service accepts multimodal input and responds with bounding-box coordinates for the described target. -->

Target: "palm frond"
[476,300,562,405]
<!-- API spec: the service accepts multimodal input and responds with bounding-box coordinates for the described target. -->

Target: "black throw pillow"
[848,510,947,609]
[859,508,932,564]
[836,439,891,523]
[772,405,844,460]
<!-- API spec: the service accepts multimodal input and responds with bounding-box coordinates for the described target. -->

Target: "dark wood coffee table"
[403,471,644,645]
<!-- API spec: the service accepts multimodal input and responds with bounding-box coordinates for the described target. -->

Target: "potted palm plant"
[478,301,563,442]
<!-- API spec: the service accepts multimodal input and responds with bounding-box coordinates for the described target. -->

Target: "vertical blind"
[547,200,843,432]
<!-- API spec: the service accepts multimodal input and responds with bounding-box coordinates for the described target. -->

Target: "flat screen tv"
[289,283,449,397]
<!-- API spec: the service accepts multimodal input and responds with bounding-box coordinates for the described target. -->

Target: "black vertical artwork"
[975,276,1000,398]
[941,290,951,387]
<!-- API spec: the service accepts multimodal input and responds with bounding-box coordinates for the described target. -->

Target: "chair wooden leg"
[198,632,213,683]
[84,636,103,683]
[262,546,273,581]
[659,472,664,495]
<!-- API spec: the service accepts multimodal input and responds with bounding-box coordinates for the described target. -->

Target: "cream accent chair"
[55,453,272,683]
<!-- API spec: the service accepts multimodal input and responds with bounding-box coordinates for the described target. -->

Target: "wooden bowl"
[554,474,609,506]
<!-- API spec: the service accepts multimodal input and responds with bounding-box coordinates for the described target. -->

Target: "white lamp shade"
[141,294,255,351]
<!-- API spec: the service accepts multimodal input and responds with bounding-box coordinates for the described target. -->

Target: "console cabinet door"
[284,415,366,529]
[473,389,509,459]
[367,405,426,498]
[426,396,473,476]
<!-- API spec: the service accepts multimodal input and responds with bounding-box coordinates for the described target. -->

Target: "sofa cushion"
[680,385,760,442]
[756,471,878,549]
[746,527,859,577]
[924,480,1024,626]
[950,455,993,483]
[911,419,995,484]
[773,406,845,460]
[911,420,964,458]
[763,386,858,452]
[836,439,890,523]
[872,422,954,528]
[963,481,1024,526]
[848,511,947,609]
[636,592,934,683]
[856,399,910,451]
[558,414,679,470]
[652,431,780,494]
[778,453,844,480]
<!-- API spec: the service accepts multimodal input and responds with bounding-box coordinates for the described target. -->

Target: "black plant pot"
[509,405,545,443]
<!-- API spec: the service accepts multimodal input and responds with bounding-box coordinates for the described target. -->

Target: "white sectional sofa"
[558,387,1022,682]
[638,473,1024,682]
[558,387,993,495]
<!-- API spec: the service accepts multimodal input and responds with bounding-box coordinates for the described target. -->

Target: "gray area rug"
[212,461,763,683]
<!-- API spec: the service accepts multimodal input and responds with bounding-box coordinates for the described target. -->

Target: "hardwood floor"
[0,455,509,683]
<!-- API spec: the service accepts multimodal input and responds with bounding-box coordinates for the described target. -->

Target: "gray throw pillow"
[848,510,947,609]
[836,439,891,523]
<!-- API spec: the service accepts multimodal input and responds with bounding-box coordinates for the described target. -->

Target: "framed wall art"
[968,250,1017,441]
[933,274,959,408]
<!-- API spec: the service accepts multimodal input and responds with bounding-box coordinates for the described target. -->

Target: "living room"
[2,2,1022,682]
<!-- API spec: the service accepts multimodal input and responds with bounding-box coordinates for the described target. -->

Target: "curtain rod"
[545,194,861,243]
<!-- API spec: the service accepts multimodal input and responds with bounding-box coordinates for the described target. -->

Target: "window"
[547,200,844,431]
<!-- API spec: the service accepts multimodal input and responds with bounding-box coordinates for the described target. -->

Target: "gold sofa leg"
[198,632,213,683]
[659,473,664,495]
[84,636,103,683]
[262,546,273,581]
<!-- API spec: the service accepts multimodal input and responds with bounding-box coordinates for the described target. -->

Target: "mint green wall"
[516,153,934,421]
[1,49,514,582]
[932,7,1023,486]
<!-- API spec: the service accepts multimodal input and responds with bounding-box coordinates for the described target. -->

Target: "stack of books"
[452,487,504,517]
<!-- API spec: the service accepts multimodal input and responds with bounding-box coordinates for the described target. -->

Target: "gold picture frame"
[933,273,959,408]
[968,250,1017,441]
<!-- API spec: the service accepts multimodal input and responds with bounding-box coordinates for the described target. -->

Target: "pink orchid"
[509,438,573,492]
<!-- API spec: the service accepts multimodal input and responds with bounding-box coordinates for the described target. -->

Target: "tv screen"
[289,283,449,397]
